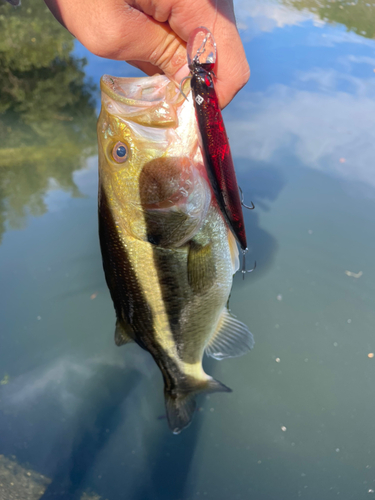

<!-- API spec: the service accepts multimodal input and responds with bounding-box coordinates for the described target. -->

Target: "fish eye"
[112,141,128,163]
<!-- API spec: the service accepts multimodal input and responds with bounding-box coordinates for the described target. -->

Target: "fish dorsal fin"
[187,241,216,293]
[205,308,254,360]
[115,319,135,346]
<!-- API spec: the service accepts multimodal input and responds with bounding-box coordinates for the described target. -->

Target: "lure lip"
[187,26,217,68]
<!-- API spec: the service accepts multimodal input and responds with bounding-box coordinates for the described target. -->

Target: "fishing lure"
[185,27,253,275]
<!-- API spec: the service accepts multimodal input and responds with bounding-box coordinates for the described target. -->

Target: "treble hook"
[178,75,192,101]
[241,249,256,280]
[239,186,255,210]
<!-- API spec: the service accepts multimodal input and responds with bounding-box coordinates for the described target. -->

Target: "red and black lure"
[185,27,253,276]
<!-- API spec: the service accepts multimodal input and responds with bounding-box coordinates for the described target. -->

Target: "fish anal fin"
[205,308,254,360]
[114,319,134,347]
[187,241,216,293]
[165,377,231,434]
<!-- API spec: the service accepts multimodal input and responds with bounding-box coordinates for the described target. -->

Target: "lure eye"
[112,142,128,163]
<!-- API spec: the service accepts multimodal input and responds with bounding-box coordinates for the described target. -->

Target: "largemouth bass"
[97,74,253,434]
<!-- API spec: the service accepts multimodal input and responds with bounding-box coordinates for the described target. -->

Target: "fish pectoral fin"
[205,308,254,360]
[114,319,135,347]
[165,377,231,435]
[187,241,216,293]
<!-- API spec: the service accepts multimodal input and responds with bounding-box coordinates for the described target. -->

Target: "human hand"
[44,0,249,108]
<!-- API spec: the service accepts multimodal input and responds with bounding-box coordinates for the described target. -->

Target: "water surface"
[1,1,375,499]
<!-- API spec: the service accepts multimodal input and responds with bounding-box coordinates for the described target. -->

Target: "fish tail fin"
[164,377,231,434]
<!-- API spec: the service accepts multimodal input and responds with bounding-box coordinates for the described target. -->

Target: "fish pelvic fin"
[164,377,231,435]
[205,308,254,360]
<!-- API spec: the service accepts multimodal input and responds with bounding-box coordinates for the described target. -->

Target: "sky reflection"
[220,0,375,192]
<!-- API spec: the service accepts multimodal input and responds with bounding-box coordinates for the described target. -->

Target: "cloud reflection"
[0,351,153,415]
[228,70,375,188]
[306,29,375,47]
[235,0,321,35]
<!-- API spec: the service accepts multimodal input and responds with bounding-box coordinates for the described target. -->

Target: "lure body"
[189,59,247,251]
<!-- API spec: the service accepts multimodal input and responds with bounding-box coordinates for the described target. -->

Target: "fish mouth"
[101,74,173,105]
[100,74,186,126]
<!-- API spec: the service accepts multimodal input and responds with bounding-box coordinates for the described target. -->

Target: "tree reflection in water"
[282,0,375,39]
[0,0,97,242]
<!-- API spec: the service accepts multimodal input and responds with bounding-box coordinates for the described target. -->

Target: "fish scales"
[97,74,254,433]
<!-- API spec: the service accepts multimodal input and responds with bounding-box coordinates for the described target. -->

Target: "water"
[1,1,375,499]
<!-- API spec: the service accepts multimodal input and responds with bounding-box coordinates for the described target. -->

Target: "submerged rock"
[0,455,103,500]
[0,454,50,500]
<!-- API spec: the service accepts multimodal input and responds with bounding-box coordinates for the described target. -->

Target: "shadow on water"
[131,424,202,500]
[131,358,216,500]
[237,160,286,278]
[37,366,141,500]
[128,163,286,500]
